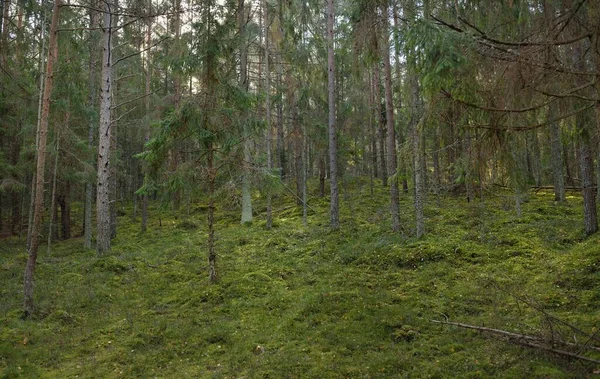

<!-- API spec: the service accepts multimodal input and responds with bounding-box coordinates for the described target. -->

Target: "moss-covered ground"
[1,178,600,378]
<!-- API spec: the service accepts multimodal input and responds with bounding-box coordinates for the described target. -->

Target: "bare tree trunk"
[84,2,99,249]
[47,130,60,254]
[264,0,272,229]
[141,15,152,233]
[207,144,217,282]
[23,0,61,317]
[276,1,285,180]
[381,5,400,233]
[26,6,47,251]
[239,0,253,224]
[96,0,113,255]
[393,2,408,193]
[327,0,339,230]
[109,0,120,240]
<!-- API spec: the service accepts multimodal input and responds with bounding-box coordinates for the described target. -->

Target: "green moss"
[0,185,598,377]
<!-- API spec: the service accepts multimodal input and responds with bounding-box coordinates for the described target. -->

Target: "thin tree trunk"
[393,2,408,193]
[60,182,71,239]
[26,6,47,251]
[23,0,61,317]
[109,0,119,240]
[141,15,152,233]
[381,5,400,233]
[47,129,60,254]
[96,0,113,255]
[327,0,339,230]
[276,2,285,180]
[239,0,252,224]
[368,69,378,179]
[264,0,272,229]
[208,144,217,282]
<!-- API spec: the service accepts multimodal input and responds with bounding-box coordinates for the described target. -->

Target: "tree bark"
[239,0,253,224]
[23,0,61,318]
[84,1,99,249]
[264,0,272,229]
[96,0,113,255]
[141,15,152,233]
[579,131,598,235]
[381,5,400,233]
[47,130,60,253]
[109,0,120,240]
[373,61,387,187]
[327,0,339,230]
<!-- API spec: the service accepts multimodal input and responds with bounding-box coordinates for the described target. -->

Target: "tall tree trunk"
[239,0,253,224]
[96,0,113,255]
[393,2,408,193]
[26,6,47,251]
[327,0,339,229]
[264,0,272,229]
[23,0,61,318]
[84,3,99,249]
[404,1,425,236]
[141,16,152,233]
[381,5,400,233]
[544,1,566,202]
[109,0,120,240]
[276,1,285,180]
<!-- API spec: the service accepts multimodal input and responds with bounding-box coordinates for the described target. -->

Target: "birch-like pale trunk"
[84,2,99,249]
[96,0,113,255]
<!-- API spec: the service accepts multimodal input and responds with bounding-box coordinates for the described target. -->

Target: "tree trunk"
[60,181,71,240]
[208,144,217,282]
[393,3,408,193]
[47,130,60,253]
[327,0,339,230]
[264,0,272,229]
[23,0,61,317]
[579,133,598,235]
[96,0,113,255]
[84,1,99,249]
[276,3,285,180]
[368,69,378,179]
[141,15,152,233]
[109,0,119,240]
[381,6,400,233]
[239,0,253,224]
[373,62,387,187]
[26,7,47,251]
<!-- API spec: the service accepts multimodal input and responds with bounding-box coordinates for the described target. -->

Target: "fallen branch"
[431,319,600,363]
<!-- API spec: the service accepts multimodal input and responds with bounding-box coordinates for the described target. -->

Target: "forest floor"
[1,178,600,378]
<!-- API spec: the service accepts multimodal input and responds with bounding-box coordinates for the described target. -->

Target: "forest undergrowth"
[1,178,599,378]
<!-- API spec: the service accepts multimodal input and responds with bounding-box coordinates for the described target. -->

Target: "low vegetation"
[1,179,599,377]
